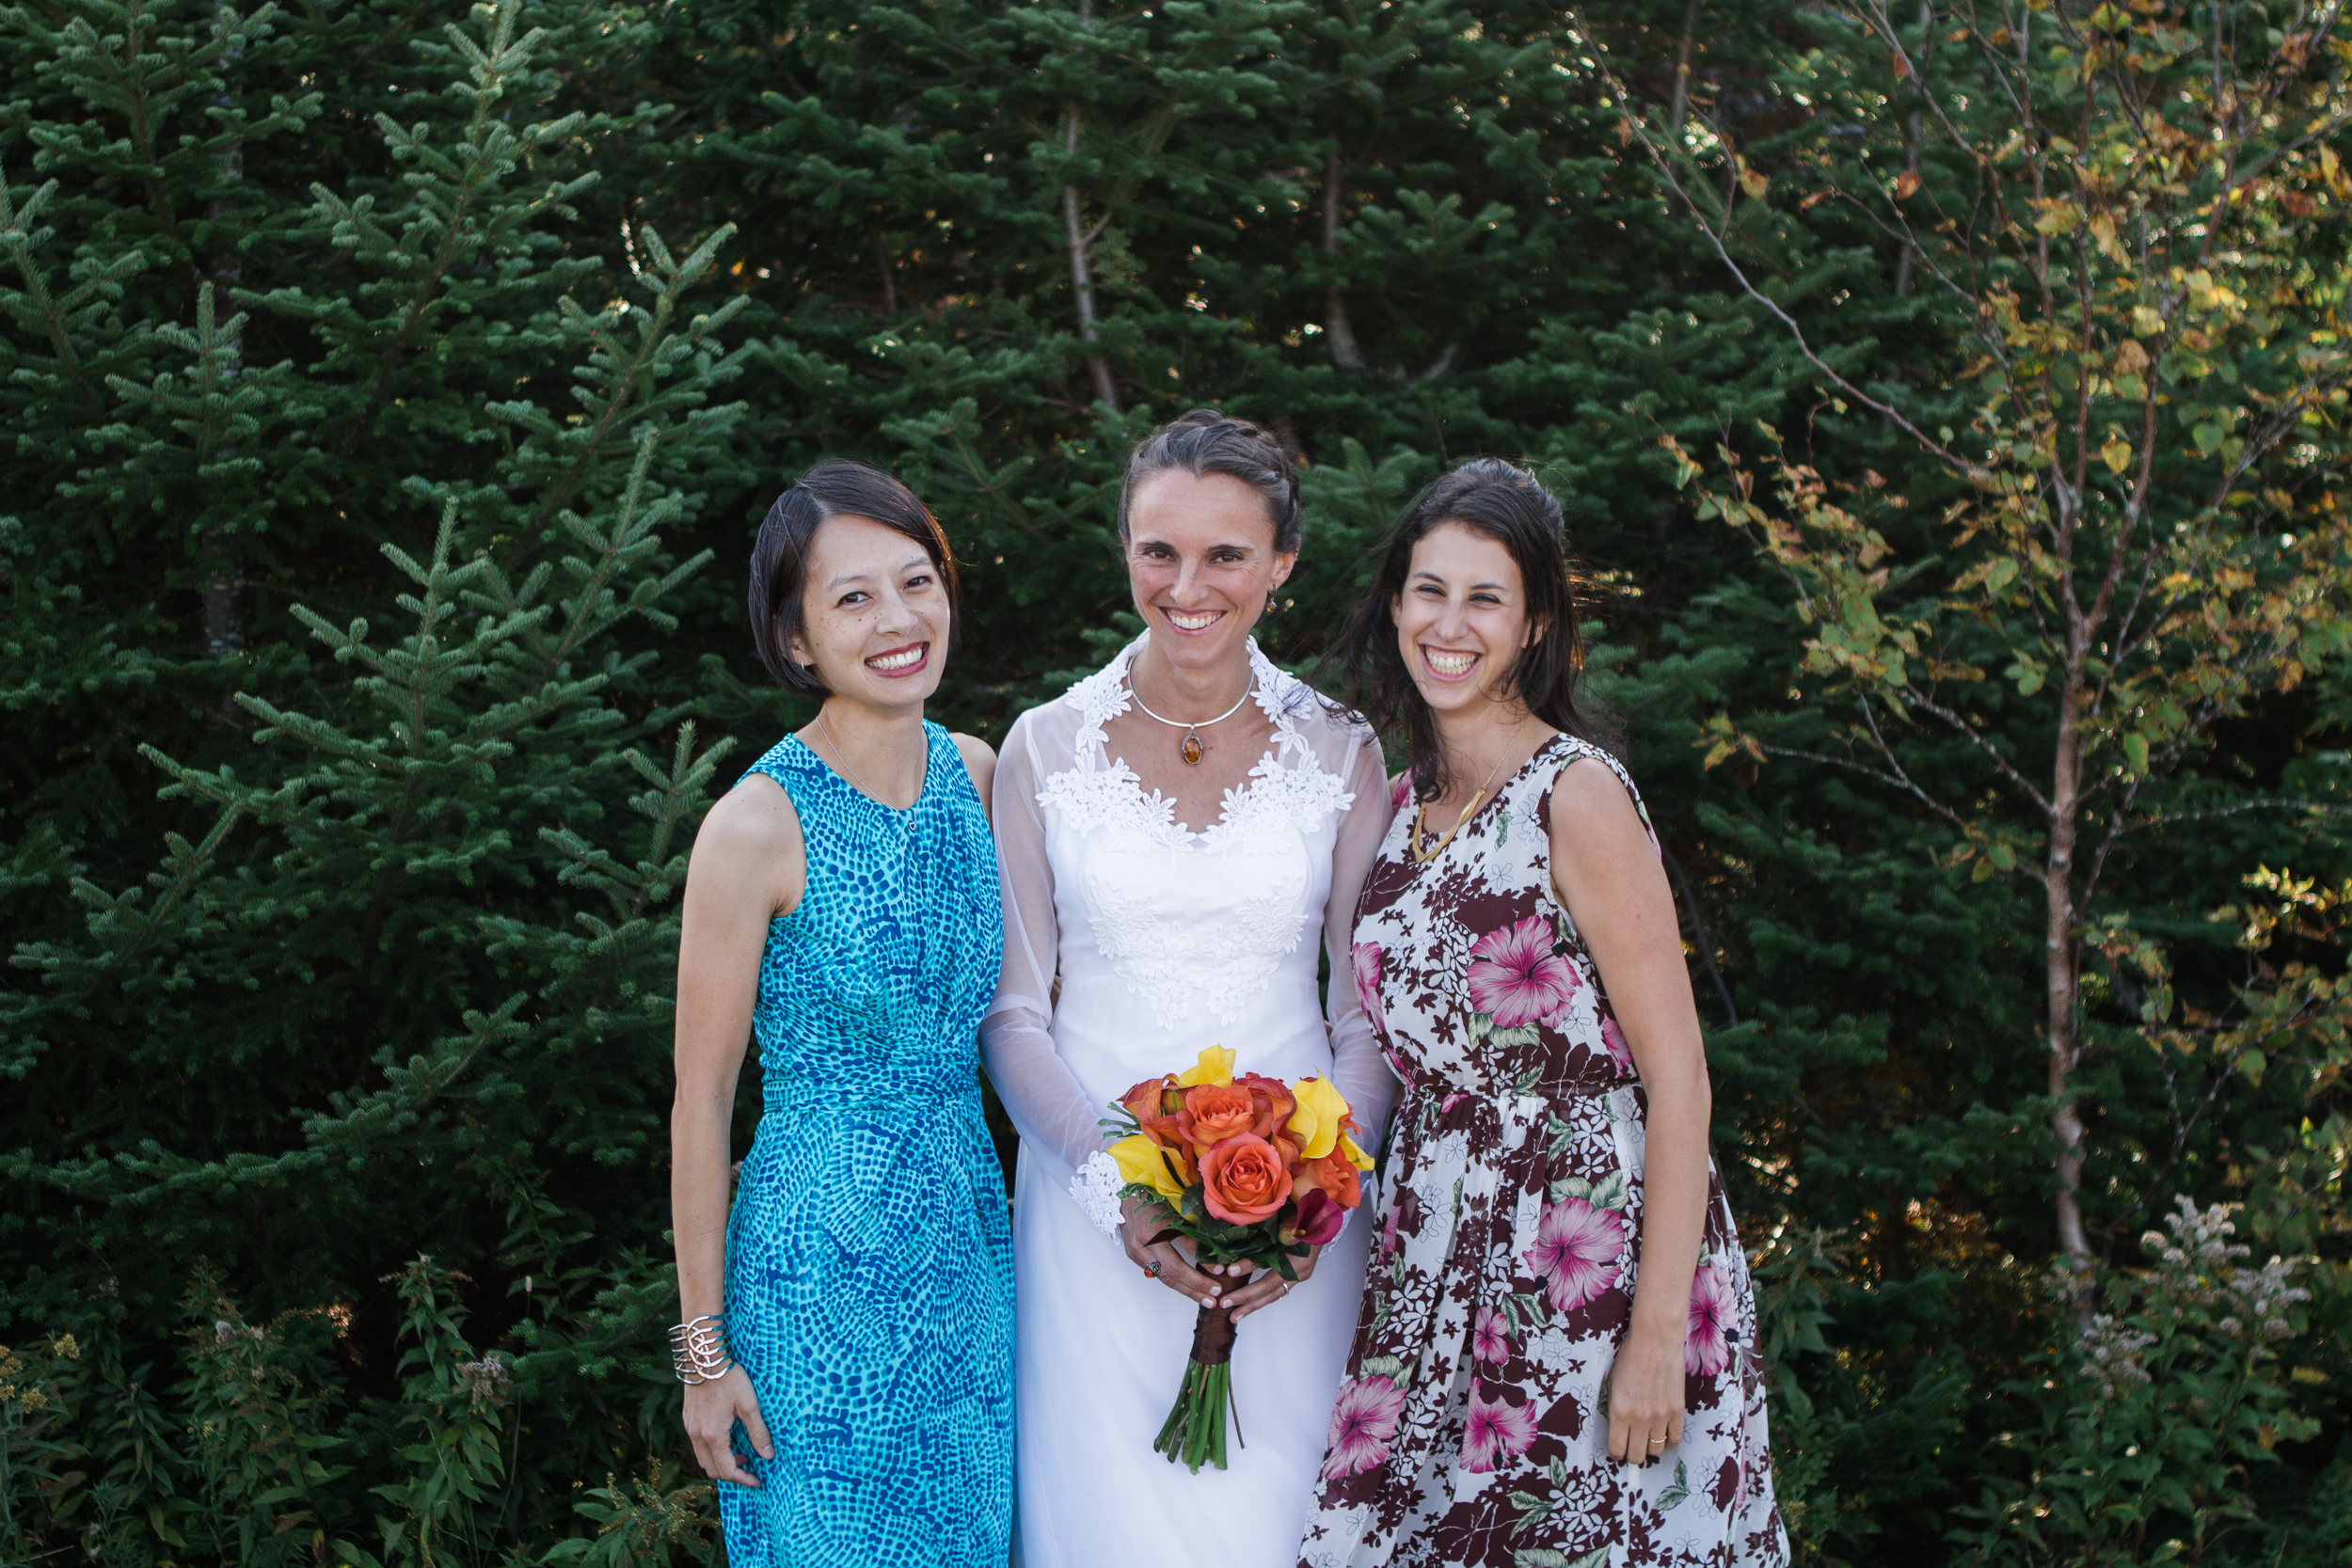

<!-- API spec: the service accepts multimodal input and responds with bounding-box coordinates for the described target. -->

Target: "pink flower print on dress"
[1599,1014,1633,1074]
[1471,1306,1508,1364]
[1321,1375,1406,1480]
[1465,915,1579,1029]
[1352,942,1388,1039]
[1686,1262,1735,1376]
[1524,1196,1623,1315]
[1459,1379,1539,1473]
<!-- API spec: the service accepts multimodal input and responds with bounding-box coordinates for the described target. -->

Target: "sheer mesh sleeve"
[1322,724,1400,1154]
[978,709,1104,1186]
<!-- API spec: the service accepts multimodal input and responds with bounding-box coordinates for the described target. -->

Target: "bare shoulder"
[700,769,801,848]
[951,731,998,812]
[1547,753,1649,848]
[689,770,805,912]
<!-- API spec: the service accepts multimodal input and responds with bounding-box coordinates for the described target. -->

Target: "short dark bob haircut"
[747,459,960,696]
[1116,407,1303,555]
[1327,457,1603,801]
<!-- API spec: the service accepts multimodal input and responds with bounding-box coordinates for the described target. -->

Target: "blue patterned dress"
[721,721,1015,1567]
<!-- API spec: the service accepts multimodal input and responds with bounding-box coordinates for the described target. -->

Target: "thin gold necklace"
[816,710,919,817]
[1409,753,1510,864]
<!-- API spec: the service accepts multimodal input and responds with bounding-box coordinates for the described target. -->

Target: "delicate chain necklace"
[1126,675,1256,767]
[1409,753,1510,864]
[816,710,918,820]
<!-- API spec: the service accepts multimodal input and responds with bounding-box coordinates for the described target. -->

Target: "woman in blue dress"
[670,460,1013,1566]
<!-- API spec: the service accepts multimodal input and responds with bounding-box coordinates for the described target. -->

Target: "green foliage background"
[1,0,2346,1560]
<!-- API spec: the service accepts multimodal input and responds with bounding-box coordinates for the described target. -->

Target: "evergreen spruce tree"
[5,0,751,1551]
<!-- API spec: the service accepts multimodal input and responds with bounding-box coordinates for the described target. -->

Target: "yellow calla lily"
[1338,1132,1375,1173]
[1286,1074,1351,1160]
[1175,1045,1235,1087]
[1109,1134,1189,1203]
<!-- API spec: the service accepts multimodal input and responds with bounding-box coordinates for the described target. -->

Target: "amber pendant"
[1180,732,1204,766]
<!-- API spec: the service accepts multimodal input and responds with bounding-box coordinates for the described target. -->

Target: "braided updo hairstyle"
[1328,457,1604,801]
[1116,407,1303,554]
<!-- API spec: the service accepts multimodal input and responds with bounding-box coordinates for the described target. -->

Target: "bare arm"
[671,773,802,1486]
[1549,758,1710,1465]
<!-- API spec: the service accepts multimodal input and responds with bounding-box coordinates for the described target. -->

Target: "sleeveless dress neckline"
[1401,735,1565,860]
[777,727,932,816]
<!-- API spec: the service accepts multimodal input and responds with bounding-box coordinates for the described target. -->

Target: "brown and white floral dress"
[1298,736,1787,1568]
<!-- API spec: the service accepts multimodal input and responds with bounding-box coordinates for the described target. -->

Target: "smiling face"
[1391,520,1539,721]
[1124,468,1296,673]
[787,512,952,710]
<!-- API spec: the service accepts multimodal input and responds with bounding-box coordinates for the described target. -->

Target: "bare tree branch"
[1899,686,2058,817]
[1566,12,1993,483]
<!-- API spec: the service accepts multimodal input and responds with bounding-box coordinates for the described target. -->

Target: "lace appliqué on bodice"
[1035,637,1355,1031]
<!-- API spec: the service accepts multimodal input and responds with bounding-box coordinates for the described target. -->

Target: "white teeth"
[867,646,924,671]
[1425,649,1478,675]
[1168,610,1224,631]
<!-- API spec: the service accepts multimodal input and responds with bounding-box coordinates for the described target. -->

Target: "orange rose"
[1177,1083,1260,1148]
[1294,1148,1362,1212]
[1232,1072,1297,1140]
[1199,1133,1292,1224]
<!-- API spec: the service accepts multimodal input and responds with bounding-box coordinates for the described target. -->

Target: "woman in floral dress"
[1297,460,1786,1568]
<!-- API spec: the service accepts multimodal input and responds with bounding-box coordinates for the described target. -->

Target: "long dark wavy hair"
[1327,458,1603,801]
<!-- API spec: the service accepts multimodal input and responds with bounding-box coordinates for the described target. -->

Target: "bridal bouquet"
[1102,1045,1375,1472]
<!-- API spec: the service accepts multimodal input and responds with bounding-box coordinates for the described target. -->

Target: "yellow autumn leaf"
[2033,201,2082,235]
[2102,437,2133,474]
[2088,211,2124,261]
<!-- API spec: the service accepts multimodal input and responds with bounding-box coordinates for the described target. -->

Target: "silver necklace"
[816,710,918,818]
[1126,675,1255,766]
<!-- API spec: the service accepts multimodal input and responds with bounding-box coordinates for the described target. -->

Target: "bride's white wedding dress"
[983,635,1399,1568]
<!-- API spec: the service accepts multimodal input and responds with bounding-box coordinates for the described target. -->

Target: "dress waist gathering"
[757,1073,983,1118]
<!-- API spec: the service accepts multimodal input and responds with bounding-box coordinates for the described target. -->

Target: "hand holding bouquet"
[1103,1046,1375,1472]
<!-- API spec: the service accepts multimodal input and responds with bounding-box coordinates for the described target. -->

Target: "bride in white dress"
[982,410,1399,1568]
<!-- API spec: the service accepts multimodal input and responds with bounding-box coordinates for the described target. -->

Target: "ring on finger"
[1143,1259,1161,1279]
